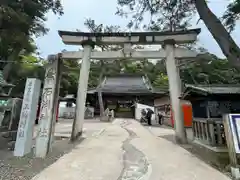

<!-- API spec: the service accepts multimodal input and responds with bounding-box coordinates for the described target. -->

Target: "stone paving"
[32,118,231,180]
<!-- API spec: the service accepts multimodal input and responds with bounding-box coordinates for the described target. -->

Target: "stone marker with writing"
[35,58,61,158]
[14,78,41,157]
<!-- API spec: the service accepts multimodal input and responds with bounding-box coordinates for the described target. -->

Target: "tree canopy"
[0,0,63,79]
[2,0,240,98]
[1,0,63,57]
[5,51,240,98]
[116,0,240,68]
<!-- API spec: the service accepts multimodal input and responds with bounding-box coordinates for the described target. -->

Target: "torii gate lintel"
[35,29,201,157]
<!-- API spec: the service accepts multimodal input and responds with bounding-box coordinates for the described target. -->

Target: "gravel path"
[0,137,82,180]
[19,119,230,180]
[0,119,106,180]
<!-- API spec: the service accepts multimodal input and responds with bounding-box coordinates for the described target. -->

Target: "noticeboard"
[228,114,240,153]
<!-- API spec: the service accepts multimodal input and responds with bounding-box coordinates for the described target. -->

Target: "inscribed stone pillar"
[35,55,62,158]
[71,41,94,140]
[164,40,187,144]
[49,57,62,151]
[14,78,41,157]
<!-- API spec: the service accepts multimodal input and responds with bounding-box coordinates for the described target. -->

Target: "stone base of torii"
[33,29,200,158]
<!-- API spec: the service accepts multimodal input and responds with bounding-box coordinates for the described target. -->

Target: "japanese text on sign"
[17,80,33,138]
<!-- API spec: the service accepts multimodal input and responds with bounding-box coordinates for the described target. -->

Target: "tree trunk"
[194,0,240,68]
[2,49,21,81]
[3,63,12,81]
[98,61,105,118]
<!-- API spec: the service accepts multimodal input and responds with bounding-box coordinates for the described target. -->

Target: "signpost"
[14,78,41,157]
[223,114,240,179]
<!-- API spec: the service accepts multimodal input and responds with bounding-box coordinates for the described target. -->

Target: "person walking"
[158,113,163,125]
[140,109,147,123]
[146,108,154,126]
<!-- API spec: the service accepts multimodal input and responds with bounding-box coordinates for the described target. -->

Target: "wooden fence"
[192,118,226,147]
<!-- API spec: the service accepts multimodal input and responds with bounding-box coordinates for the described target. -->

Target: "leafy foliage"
[116,0,240,32]
[222,0,240,32]
[8,55,45,97]
[116,0,195,31]
[116,0,240,69]
[7,51,240,98]
[180,54,240,85]
[83,18,122,51]
[60,60,80,97]
[0,0,63,79]
[153,73,168,88]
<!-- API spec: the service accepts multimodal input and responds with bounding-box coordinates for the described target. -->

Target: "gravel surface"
[0,119,107,180]
[0,137,83,180]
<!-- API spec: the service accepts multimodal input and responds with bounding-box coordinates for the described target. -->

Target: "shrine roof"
[87,74,167,95]
[58,28,201,45]
[181,84,240,100]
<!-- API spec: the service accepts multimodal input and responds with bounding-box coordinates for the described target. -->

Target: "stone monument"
[14,78,41,157]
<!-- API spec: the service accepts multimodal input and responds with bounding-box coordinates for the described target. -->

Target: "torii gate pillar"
[71,40,95,141]
[164,40,187,144]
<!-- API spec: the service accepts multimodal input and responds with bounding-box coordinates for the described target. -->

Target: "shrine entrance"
[35,29,200,157]
[116,100,133,118]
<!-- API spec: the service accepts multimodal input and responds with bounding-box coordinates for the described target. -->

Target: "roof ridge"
[184,84,240,95]
[185,84,240,87]
[104,73,145,78]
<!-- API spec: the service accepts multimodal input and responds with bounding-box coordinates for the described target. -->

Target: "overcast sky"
[35,0,240,59]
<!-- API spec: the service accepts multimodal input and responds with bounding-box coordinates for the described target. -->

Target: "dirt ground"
[0,119,109,180]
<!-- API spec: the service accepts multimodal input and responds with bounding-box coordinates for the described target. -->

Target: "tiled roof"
[100,74,152,94]
[88,74,167,95]
[184,84,240,95]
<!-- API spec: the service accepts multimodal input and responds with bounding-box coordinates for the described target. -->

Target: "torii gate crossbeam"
[61,48,197,60]
[35,29,201,158]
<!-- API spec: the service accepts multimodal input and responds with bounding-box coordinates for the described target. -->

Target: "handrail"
[192,117,226,147]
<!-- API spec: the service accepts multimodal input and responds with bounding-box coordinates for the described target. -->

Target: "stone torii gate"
[35,29,200,158]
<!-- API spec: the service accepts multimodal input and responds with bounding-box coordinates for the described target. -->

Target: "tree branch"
[194,0,240,68]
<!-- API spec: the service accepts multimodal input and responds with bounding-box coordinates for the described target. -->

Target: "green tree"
[8,55,45,97]
[153,73,168,88]
[222,0,240,33]
[0,0,63,80]
[181,53,240,85]
[6,54,80,98]
[117,0,195,31]
[116,0,240,69]
[60,59,80,97]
